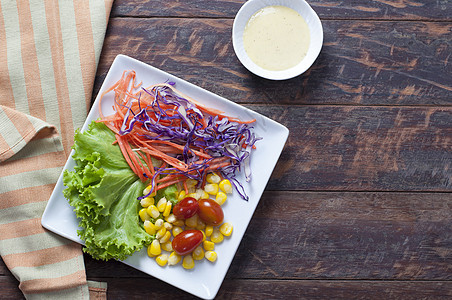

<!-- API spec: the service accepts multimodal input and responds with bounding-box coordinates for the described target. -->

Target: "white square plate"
[42,54,289,299]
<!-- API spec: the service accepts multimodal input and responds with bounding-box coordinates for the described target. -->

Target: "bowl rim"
[232,0,323,80]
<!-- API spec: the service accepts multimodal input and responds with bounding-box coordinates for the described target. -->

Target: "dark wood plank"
[2,275,451,300]
[66,191,452,280]
[111,0,452,21]
[111,0,242,19]
[254,105,452,191]
[229,191,452,280]
[94,19,452,106]
[0,276,23,300]
[98,278,452,299]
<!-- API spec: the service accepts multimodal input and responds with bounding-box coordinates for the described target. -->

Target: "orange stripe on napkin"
[16,0,46,121]
[0,184,54,209]
[44,0,74,155]
[3,243,81,269]
[104,0,112,23]
[19,269,87,294]
[74,0,97,111]
[1,151,66,177]
[0,218,44,241]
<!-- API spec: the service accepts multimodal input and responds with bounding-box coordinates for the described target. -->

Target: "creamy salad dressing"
[243,5,311,71]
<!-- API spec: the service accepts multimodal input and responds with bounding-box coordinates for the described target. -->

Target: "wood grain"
[250,105,452,191]
[229,191,452,280]
[93,19,452,106]
[111,0,452,21]
[93,279,452,299]
[0,276,22,300]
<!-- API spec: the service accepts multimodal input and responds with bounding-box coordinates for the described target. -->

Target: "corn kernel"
[219,179,232,194]
[193,188,208,199]
[156,254,168,267]
[211,229,224,243]
[146,205,160,219]
[220,222,233,236]
[155,227,167,239]
[215,192,227,205]
[168,252,181,265]
[206,172,221,184]
[149,240,161,256]
[159,231,172,244]
[204,183,219,195]
[154,218,164,230]
[173,219,185,227]
[143,220,156,235]
[161,241,173,252]
[147,244,156,258]
[187,192,200,200]
[205,225,213,237]
[140,196,155,207]
[177,190,186,201]
[196,218,206,230]
[157,197,167,212]
[198,188,209,199]
[192,246,204,260]
[205,251,217,262]
[185,214,198,228]
[182,255,195,269]
[162,201,172,217]
[165,214,177,224]
[163,222,173,230]
[139,208,151,222]
[143,185,157,197]
[201,230,206,241]
[203,240,215,251]
[172,226,183,237]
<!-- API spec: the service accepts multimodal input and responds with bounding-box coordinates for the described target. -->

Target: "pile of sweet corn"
[138,173,233,269]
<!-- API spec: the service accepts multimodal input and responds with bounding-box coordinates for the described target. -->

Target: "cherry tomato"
[172,229,203,255]
[173,197,199,219]
[198,198,224,226]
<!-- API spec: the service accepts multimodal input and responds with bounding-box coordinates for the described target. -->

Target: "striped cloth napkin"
[0,1,113,299]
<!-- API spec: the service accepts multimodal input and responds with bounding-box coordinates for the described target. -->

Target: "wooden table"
[2,0,451,299]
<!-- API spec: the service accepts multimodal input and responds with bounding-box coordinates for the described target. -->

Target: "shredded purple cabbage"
[119,84,260,201]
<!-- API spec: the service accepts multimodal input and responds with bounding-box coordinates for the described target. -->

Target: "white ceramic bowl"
[232,0,323,80]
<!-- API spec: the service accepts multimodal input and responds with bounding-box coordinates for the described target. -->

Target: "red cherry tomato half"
[198,198,224,226]
[173,197,199,219]
[172,229,203,256]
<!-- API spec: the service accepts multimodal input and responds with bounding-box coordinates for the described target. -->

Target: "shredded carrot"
[183,180,189,194]
[155,177,187,191]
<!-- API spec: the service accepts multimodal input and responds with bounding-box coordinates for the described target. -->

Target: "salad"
[63,70,260,262]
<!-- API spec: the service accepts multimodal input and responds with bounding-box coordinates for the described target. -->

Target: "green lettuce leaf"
[63,121,153,260]
[156,183,178,206]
